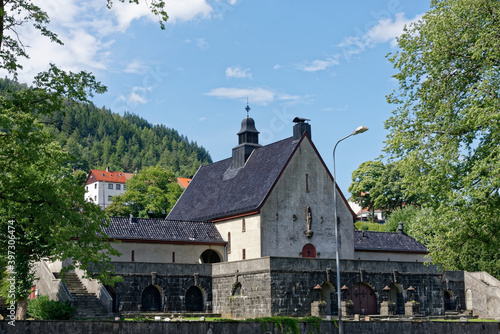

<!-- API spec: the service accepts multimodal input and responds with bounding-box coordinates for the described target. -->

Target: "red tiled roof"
[86,169,134,185]
[177,177,191,189]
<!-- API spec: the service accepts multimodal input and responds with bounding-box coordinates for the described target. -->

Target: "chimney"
[232,106,261,168]
[397,221,405,234]
[106,166,110,172]
[292,117,311,141]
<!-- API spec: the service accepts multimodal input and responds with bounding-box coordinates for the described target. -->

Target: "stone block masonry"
[0,320,498,334]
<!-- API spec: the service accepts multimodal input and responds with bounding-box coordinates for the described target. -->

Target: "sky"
[9,0,431,196]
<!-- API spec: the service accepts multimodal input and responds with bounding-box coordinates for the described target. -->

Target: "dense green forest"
[0,78,212,177]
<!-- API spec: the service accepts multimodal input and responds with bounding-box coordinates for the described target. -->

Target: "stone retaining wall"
[0,320,498,334]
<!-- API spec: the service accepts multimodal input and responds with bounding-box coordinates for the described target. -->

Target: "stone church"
[36,111,499,319]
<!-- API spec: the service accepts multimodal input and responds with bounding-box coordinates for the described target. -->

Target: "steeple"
[232,103,261,168]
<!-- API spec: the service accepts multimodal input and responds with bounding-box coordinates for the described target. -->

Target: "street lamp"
[333,125,368,334]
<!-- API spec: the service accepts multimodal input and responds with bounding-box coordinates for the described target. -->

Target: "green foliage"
[105,166,183,218]
[31,97,212,177]
[348,161,385,216]
[0,0,168,319]
[27,296,75,320]
[349,160,419,217]
[247,317,300,334]
[383,206,422,233]
[385,0,500,278]
[355,221,385,232]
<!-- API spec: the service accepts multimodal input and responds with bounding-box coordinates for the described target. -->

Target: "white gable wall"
[214,214,261,262]
[259,137,355,260]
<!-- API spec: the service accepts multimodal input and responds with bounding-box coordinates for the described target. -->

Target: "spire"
[231,104,261,168]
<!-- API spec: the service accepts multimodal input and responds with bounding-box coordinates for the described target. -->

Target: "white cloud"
[199,117,207,122]
[205,87,300,106]
[335,12,423,57]
[110,0,212,31]
[124,60,149,74]
[118,86,152,105]
[366,12,423,47]
[196,38,209,50]
[1,0,215,82]
[296,58,339,72]
[273,64,282,70]
[296,12,423,74]
[225,66,252,79]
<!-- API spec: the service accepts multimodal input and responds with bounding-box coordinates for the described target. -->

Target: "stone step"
[53,271,108,319]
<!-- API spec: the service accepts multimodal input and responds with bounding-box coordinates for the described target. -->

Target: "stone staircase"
[53,272,108,319]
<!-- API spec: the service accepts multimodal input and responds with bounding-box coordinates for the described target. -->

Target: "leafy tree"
[348,161,385,219]
[385,0,500,277]
[0,0,167,319]
[105,166,183,218]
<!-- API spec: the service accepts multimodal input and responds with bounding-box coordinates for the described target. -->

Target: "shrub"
[27,295,75,320]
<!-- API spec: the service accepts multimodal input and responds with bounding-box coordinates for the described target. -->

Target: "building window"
[131,250,135,262]
[227,232,231,254]
[108,184,113,189]
[306,173,309,192]
[172,252,175,263]
[85,186,88,191]
[94,184,97,189]
[116,184,121,190]
[124,185,127,190]
[242,249,246,260]
[108,195,112,201]
[242,218,246,232]
[94,196,97,201]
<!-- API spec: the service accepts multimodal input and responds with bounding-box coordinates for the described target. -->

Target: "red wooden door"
[350,283,377,315]
[302,244,316,258]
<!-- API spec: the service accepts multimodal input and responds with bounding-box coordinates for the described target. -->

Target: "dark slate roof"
[167,136,299,221]
[354,230,428,253]
[102,217,225,244]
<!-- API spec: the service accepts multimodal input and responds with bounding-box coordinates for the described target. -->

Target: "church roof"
[353,230,428,254]
[167,136,300,221]
[103,217,225,244]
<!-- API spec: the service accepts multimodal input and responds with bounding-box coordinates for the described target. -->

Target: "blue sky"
[12,0,430,195]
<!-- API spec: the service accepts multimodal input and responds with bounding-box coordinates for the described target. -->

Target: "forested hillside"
[0,79,212,177]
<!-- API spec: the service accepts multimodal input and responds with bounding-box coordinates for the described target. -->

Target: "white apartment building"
[85,168,134,210]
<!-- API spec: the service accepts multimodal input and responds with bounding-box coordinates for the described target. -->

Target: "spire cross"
[245,99,251,117]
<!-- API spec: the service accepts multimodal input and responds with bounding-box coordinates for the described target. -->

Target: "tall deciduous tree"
[0,0,167,319]
[348,160,385,219]
[385,0,500,277]
[105,166,183,218]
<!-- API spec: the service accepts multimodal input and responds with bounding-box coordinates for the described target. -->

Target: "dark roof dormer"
[232,105,261,169]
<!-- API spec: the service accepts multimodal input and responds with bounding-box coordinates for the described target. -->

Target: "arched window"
[200,249,222,263]
[242,218,246,232]
[227,232,231,254]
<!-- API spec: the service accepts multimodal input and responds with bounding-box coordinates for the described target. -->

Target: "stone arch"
[231,282,242,296]
[320,281,337,316]
[185,285,204,311]
[199,249,222,263]
[105,285,119,313]
[141,285,162,311]
[349,282,377,315]
[302,244,316,258]
[389,283,404,314]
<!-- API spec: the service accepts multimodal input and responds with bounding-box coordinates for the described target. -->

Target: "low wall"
[0,320,498,334]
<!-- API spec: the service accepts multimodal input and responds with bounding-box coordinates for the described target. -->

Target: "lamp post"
[333,125,368,334]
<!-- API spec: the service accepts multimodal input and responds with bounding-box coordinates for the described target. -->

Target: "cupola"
[232,104,261,168]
